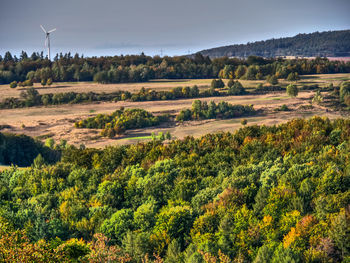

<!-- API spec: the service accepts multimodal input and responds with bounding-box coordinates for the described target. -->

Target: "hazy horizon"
[1,0,349,57]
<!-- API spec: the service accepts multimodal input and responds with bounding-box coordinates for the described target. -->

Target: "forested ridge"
[199,30,350,58]
[0,117,350,262]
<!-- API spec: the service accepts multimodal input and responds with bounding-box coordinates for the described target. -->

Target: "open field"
[1,73,349,148]
[1,73,349,99]
[1,86,349,148]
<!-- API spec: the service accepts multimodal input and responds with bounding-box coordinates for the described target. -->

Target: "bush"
[9,81,17,89]
[211,79,225,89]
[275,104,290,111]
[47,78,53,86]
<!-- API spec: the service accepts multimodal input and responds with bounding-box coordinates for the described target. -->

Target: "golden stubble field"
[0,73,349,148]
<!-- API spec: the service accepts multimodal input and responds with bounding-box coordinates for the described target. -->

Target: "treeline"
[1,49,350,85]
[130,85,216,101]
[0,117,350,262]
[177,100,255,121]
[0,88,134,109]
[199,30,350,58]
[75,108,170,137]
[0,85,220,109]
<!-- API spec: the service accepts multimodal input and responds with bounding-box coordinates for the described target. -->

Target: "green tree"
[123,231,151,261]
[228,81,245,95]
[33,153,45,168]
[244,65,259,80]
[158,132,165,141]
[340,81,350,105]
[165,239,183,263]
[329,210,350,259]
[286,84,298,97]
[267,75,278,85]
[312,90,323,104]
[45,138,55,148]
[235,65,246,79]
[222,65,235,79]
[254,245,275,263]
[287,72,300,82]
[134,200,157,231]
[227,79,235,88]
[100,209,134,245]
[192,100,202,119]
[165,131,172,140]
[20,87,41,106]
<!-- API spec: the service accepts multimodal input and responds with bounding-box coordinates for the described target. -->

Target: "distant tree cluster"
[75,108,169,137]
[176,100,255,121]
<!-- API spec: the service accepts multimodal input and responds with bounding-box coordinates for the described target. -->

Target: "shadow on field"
[300,75,319,79]
[149,79,188,83]
[18,85,70,91]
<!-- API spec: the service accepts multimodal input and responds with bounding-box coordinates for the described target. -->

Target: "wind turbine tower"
[40,25,56,60]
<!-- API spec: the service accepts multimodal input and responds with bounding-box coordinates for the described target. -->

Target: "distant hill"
[198,30,350,58]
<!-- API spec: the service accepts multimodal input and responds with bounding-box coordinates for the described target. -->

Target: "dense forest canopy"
[1,117,350,262]
[199,30,350,58]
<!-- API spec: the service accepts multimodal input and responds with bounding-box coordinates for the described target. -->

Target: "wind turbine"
[40,25,56,60]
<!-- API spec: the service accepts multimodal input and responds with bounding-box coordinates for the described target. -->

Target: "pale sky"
[0,0,349,57]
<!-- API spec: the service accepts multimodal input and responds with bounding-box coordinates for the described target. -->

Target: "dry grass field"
[1,73,349,99]
[0,73,349,148]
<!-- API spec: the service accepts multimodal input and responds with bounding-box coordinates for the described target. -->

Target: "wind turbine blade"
[45,36,48,47]
[48,28,56,33]
[40,25,47,33]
